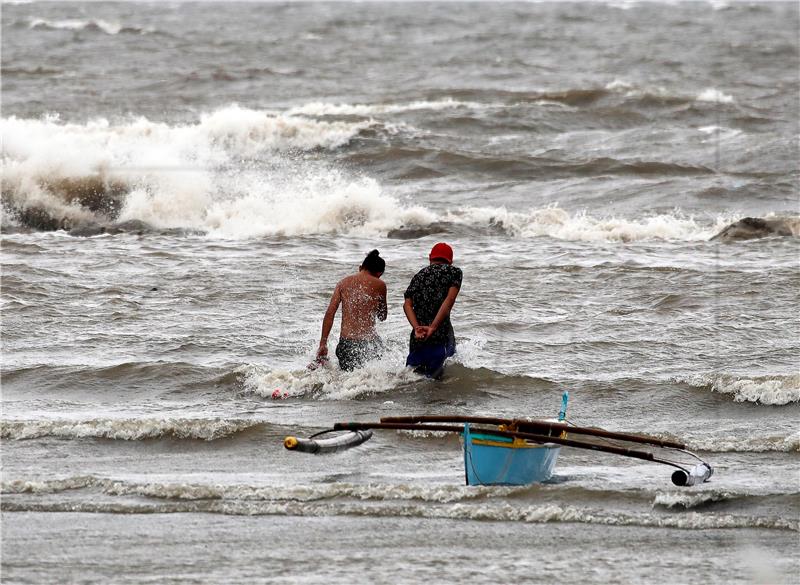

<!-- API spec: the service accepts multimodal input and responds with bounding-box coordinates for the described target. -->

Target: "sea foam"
[2,496,796,532]
[605,79,735,105]
[444,206,724,242]
[2,106,732,241]
[238,360,421,401]
[682,373,800,406]
[0,417,259,441]
[686,432,800,454]
[1,107,432,236]
[3,475,796,532]
[29,18,124,35]
[286,98,488,117]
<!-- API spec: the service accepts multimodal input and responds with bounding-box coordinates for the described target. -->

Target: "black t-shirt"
[404,263,463,349]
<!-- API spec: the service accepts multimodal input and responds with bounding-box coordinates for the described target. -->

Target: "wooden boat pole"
[379,415,685,450]
[333,422,468,434]
[493,428,658,464]
[332,422,675,466]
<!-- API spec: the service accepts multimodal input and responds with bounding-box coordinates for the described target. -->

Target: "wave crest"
[686,432,799,453]
[1,108,414,236]
[605,80,735,105]
[2,496,795,531]
[27,17,152,36]
[3,475,796,531]
[286,98,485,117]
[0,417,259,441]
[238,362,421,401]
[438,207,723,242]
[653,491,737,510]
[1,107,736,241]
[683,373,800,405]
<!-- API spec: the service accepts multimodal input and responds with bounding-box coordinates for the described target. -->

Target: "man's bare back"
[335,272,388,339]
[316,250,387,370]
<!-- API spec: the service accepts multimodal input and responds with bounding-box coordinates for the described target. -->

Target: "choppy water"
[2,1,799,584]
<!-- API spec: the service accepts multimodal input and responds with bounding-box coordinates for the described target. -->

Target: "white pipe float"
[284,429,373,454]
[671,463,714,486]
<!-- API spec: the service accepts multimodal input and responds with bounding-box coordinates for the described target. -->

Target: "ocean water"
[1,1,799,583]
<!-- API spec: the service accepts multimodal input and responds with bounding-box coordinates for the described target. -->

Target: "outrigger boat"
[284,393,713,487]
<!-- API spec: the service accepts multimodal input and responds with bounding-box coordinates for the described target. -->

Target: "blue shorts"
[406,342,455,379]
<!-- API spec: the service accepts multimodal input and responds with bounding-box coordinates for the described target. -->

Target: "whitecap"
[696,88,735,104]
[0,417,258,441]
[286,98,488,117]
[29,18,122,35]
[683,373,800,406]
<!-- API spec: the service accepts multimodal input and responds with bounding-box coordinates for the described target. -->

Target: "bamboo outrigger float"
[284,393,713,487]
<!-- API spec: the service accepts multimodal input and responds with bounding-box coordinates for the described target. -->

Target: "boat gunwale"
[469,432,561,450]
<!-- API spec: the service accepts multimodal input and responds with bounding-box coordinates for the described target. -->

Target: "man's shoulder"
[439,264,463,280]
[341,273,385,292]
[337,274,358,288]
[366,274,387,292]
[447,265,463,287]
[416,264,462,277]
[408,266,429,282]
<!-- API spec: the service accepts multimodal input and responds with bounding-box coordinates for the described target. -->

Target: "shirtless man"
[316,250,388,371]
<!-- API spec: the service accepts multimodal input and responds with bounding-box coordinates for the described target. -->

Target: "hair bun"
[361,249,385,273]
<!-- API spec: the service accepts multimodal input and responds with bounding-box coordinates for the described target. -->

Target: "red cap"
[429,242,453,264]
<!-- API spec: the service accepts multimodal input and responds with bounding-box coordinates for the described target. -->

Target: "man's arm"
[403,298,419,329]
[317,284,342,358]
[424,286,460,336]
[376,281,387,322]
[404,298,429,340]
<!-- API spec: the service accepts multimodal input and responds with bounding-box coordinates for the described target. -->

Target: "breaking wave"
[1,477,512,502]
[27,17,151,36]
[421,83,736,109]
[433,207,726,242]
[605,80,735,105]
[286,98,488,117]
[237,362,552,402]
[18,406,783,451]
[653,491,731,510]
[0,104,741,241]
[2,496,795,531]
[2,476,99,494]
[685,432,800,453]
[2,475,796,531]
[651,490,772,511]
[0,417,260,441]
[1,107,424,236]
[682,373,800,405]
[238,361,424,401]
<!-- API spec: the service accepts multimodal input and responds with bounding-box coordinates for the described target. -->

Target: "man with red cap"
[403,242,462,378]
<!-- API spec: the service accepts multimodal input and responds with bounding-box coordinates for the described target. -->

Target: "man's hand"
[316,343,328,359]
[414,326,431,340]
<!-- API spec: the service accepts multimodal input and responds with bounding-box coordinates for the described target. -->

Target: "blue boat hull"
[463,423,561,486]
